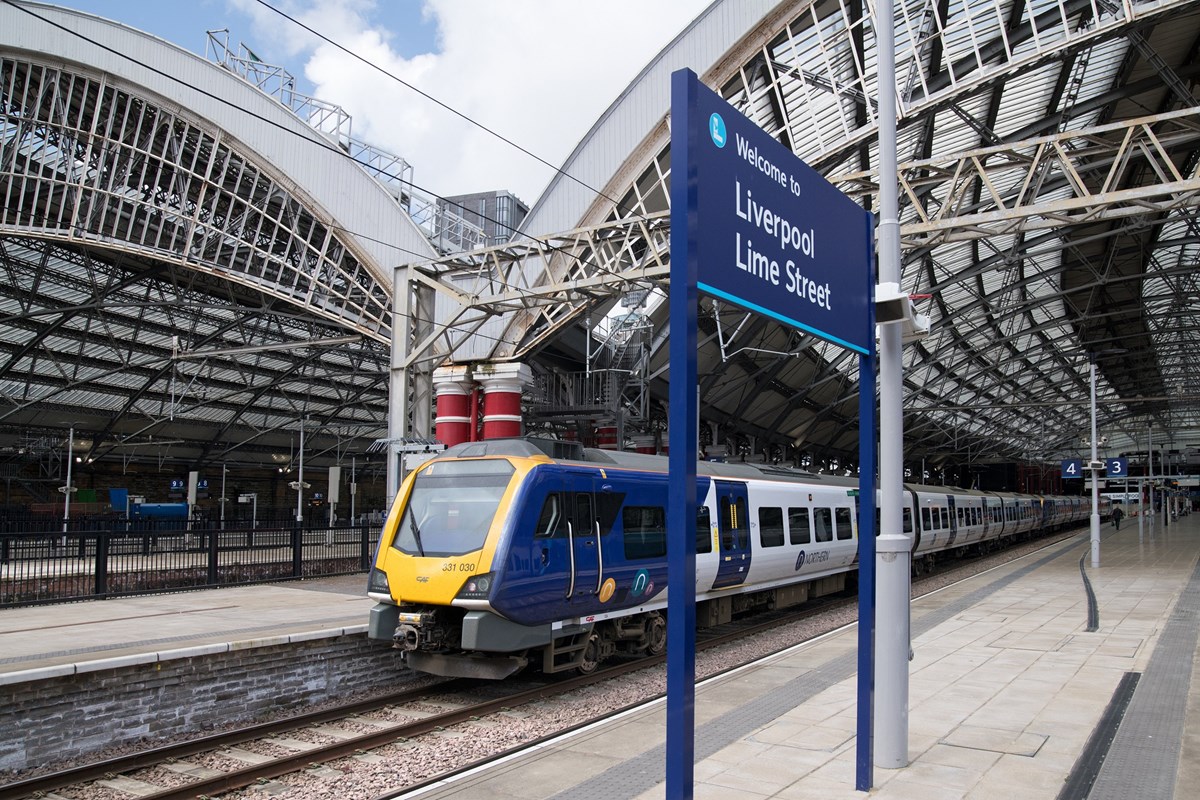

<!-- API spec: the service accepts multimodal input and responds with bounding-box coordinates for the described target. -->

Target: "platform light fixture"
[875,282,930,345]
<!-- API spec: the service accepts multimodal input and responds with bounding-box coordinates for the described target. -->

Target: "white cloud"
[237,0,711,206]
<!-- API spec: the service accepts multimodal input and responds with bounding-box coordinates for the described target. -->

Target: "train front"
[366,448,533,679]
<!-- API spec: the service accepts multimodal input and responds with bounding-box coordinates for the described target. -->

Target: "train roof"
[435,440,1066,502]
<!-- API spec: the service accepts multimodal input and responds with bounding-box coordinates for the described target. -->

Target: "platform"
[1,518,1196,798]
[400,515,1200,800]
[0,573,373,681]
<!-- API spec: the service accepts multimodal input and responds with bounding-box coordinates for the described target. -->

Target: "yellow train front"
[366,438,673,680]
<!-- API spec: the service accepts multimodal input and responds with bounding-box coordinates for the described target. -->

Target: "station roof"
[432,0,1200,477]
[2,0,1199,488]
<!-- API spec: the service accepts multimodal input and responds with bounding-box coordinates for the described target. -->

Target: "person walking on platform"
[1112,505,1125,530]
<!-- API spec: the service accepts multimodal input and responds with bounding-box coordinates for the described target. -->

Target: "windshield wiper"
[410,519,426,557]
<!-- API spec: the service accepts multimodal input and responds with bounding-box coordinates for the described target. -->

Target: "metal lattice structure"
[414,0,1200,479]
[0,3,438,496]
[4,0,1200,499]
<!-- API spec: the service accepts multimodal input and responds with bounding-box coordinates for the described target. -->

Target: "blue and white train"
[367,438,1100,679]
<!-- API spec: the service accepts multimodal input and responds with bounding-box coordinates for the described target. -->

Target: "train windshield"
[392,459,516,557]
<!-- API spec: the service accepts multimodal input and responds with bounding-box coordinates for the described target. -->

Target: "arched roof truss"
[415,0,1200,472]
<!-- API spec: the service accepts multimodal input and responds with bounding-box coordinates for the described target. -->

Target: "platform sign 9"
[1105,457,1127,477]
[1061,459,1083,478]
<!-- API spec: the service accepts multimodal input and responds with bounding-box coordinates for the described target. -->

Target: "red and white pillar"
[477,363,532,440]
[432,365,474,447]
[596,420,619,450]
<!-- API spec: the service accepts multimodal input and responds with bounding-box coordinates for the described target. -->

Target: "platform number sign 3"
[1061,459,1084,479]
[1105,458,1128,477]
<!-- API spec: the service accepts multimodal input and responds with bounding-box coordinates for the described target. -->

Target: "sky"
[56,0,713,206]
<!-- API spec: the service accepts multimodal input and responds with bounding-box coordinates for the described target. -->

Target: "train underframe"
[384,571,850,680]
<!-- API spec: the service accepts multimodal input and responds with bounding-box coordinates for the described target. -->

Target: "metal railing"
[0,521,382,607]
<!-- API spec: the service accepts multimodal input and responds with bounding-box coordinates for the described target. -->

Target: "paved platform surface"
[0,573,373,681]
[2,517,1197,799]
[398,515,1200,800]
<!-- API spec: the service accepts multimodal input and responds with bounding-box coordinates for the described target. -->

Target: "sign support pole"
[855,342,877,789]
[666,67,699,800]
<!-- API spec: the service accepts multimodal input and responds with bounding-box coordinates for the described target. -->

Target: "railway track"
[1,528,1082,800]
[0,597,847,800]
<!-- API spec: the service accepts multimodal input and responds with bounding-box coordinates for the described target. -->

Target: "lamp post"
[1088,355,1100,569]
[295,418,306,523]
[59,425,78,546]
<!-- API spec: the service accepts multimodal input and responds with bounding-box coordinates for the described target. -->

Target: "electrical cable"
[2,0,645,295]
[252,0,638,219]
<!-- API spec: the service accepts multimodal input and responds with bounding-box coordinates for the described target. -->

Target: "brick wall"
[0,635,405,773]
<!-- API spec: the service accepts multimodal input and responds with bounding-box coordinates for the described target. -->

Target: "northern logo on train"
[794,551,806,571]
[599,577,616,603]
[631,569,652,598]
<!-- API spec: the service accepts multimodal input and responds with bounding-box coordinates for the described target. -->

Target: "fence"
[0,520,382,607]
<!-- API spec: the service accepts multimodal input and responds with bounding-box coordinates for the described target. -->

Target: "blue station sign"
[689,75,874,353]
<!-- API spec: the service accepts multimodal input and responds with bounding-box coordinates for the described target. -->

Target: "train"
[367,438,1104,679]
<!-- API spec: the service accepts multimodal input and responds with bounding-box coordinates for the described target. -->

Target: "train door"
[945,494,958,547]
[712,480,751,590]
[564,472,601,608]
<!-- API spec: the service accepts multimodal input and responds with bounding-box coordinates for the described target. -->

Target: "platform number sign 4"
[1105,458,1127,477]
[1061,459,1084,479]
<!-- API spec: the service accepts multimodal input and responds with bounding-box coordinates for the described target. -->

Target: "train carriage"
[368,437,1080,679]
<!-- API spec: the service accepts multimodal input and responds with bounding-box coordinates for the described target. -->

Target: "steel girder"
[0,56,392,340]
[408,104,1200,467]
[401,213,672,368]
[0,236,391,467]
[0,54,398,471]
[414,0,1200,473]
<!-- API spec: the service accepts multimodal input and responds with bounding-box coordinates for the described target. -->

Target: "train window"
[719,497,733,550]
[921,508,932,530]
[957,508,964,526]
[576,494,595,535]
[759,507,785,547]
[622,506,666,559]
[391,462,514,557]
[940,509,950,529]
[902,508,913,534]
[720,496,749,550]
[814,508,833,542]
[735,497,749,549]
[789,507,811,544]
[930,509,941,530]
[697,507,713,554]
[535,494,562,538]
[835,507,853,540]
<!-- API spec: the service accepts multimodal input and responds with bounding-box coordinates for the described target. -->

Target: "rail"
[0,521,381,607]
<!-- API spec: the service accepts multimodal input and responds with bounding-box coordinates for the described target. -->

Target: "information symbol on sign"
[1061,459,1083,479]
[708,113,726,148]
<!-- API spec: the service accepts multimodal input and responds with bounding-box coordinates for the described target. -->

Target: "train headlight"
[456,573,493,600]
[367,568,391,595]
